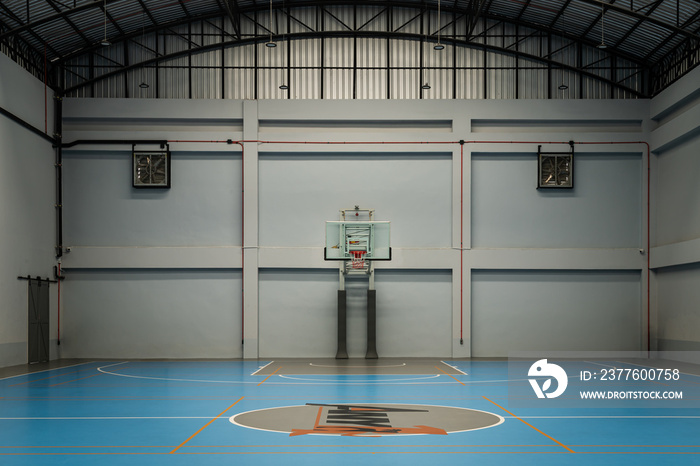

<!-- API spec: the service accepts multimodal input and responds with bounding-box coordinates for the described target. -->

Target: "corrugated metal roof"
[0,0,698,97]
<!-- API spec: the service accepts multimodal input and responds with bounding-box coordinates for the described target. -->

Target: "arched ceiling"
[1,1,699,97]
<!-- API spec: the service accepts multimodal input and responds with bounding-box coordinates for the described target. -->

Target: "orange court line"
[257,367,282,386]
[49,373,101,387]
[435,366,465,385]
[169,396,245,454]
[313,406,324,428]
[9,369,85,387]
[482,396,575,454]
[3,451,700,456]
[2,444,700,449]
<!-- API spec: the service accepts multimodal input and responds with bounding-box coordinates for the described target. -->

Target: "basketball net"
[350,250,367,269]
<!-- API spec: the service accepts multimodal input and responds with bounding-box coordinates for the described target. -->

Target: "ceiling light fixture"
[279,84,289,90]
[434,0,444,50]
[100,0,111,46]
[558,84,568,90]
[422,83,431,90]
[266,0,276,48]
[597,3,608,49]
[138,10,149,90]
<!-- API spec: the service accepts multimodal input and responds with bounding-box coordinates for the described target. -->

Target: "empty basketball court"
[2,357,699,464]
[2,1,700,464]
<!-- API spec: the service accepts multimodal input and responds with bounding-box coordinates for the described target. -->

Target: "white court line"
[0,361,99,382]
[92,363,581,386]
[250,361,274,376]
[308,363,407,368]
[96,363,462,385]
[97,363,262,385]
[508,416,700,419]
[277,374,440,383]
[97,361,129,371]
[440,361,468,375]
[2,415,699,421]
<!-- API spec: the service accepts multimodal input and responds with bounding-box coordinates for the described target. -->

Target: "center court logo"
[231,403,504,437]
[528,359,568,399]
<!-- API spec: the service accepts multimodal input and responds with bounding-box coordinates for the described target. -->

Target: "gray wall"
[62,270,242,359]
[63,151,241,246]
[472,270,641,356]
[58,97,649,359]
[472,152,641,248]
[0,53,56,367]
[649,66,700,352]
[259,269,452,358]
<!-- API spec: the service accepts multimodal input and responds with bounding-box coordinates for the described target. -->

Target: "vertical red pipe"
[460,142,464,345]
[646,142,651,353]
[44,45,47,134]
[237,142,245,347]
[57,263,61,345]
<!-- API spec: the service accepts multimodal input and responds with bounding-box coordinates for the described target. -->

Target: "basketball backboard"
[324,221,391,261]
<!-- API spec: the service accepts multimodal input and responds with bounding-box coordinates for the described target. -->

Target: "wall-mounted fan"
[538,143,573,189]
[133,150,171,188]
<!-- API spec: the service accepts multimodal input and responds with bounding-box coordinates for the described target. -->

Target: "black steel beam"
[0,2,61,58]
[60,28,646,97]
[45,0,92,47]
[0,105,56,144]
[613,0,663,50]
[576,0,700,42]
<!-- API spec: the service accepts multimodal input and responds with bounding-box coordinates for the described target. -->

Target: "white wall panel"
[471,152,642,248]
[472,270,642,356]
[63,151,241,247]
[62,270,242,359]
[259,269,452,358]
[258,153,452,248]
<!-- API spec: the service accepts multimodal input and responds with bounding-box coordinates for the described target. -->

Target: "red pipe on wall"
[57,262,61,345]
[460,142,464,345]
[166,138,652,353]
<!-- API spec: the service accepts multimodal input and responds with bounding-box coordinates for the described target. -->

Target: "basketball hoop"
[350,250,367,269]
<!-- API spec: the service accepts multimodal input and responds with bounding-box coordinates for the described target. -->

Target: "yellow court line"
[257,367,282,386]
[435,366,465,386]
[170,396,245,454]
[482,396,575,454]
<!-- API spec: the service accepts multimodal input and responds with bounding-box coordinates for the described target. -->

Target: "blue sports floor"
[1,358,699,465]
